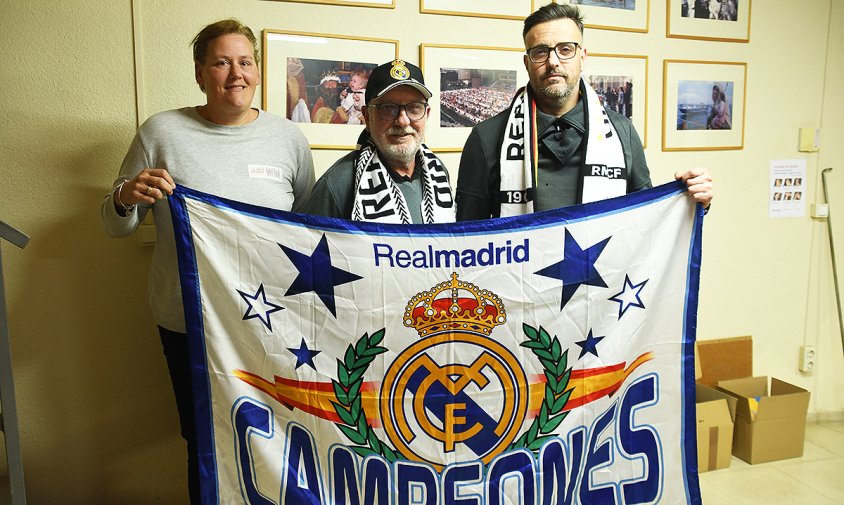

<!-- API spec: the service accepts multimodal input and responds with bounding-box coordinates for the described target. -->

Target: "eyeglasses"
[367,102,428,121]
[526,42,581,64]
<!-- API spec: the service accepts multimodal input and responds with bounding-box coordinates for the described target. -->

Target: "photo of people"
[572,0,636,11]
[784,178,793,186]
[794,177,803,186]
[587,75,634,119]
[784,192,793,201]
[774,178,783,187]
[439,68,517,127]
[681,0,738,21]
[286,57,376,125]
[794,191,802,201]
[773,192,782,201]
[676,80,734,130]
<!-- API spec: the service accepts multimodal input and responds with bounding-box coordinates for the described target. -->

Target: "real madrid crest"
[389,59,410,81]
[379,273,528,470]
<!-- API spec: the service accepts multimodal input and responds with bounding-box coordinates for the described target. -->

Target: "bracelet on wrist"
[115,180,135,215]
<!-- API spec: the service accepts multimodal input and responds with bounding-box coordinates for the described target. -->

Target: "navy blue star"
[237,283,284,331]
[280,234,362,317]
[608,274,648,319]
[535,229,611,310]
[575,329,605,358]
[288,338,321,370]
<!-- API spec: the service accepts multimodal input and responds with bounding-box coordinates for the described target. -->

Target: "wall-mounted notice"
[770,159,806,218]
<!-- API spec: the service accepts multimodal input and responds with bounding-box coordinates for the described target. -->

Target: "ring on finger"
[146,185,154,196]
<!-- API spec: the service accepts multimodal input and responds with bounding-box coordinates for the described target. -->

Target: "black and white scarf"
[351,133,455,224]
[499,78,628,217]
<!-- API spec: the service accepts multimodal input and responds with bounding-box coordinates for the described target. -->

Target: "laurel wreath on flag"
[510,323,573,453]
[331,328,399,461]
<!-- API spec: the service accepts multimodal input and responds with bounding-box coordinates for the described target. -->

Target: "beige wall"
[0,0,842,502]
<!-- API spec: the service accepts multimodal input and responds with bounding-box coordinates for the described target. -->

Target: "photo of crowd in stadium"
[438,68,517,127]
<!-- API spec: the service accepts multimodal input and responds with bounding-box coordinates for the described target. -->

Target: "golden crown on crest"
[403,273,507,337]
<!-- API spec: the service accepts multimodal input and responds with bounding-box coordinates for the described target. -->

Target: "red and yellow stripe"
[234,351,653,427]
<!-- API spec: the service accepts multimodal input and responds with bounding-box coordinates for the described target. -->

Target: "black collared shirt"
[533,100,587,211]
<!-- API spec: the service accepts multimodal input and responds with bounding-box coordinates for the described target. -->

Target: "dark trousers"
[159,326,201,505]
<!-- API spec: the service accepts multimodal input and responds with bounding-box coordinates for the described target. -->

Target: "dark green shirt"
[301,150,443,224]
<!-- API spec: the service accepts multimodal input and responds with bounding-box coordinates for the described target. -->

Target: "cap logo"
[390,59,410,81]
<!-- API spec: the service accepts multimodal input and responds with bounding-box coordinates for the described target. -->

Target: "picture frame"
[583,53,649,148]
[262,30,399,149]
[662,59,746,151]
[263,0,394,8]
[420,0,539,20]
[420,44,528,152]
[558,0,650,33]
[666,0,750,42]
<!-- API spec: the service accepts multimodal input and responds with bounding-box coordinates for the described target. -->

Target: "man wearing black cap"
[301,59,455,223]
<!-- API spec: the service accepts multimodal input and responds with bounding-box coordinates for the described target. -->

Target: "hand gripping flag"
[170,180,704,505]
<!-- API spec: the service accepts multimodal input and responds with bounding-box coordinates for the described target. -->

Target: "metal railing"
[821,169,844,362]
[0,220,29,504]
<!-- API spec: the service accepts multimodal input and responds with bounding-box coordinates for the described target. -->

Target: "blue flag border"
[169,180,704,505]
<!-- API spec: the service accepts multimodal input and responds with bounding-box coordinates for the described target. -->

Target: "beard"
[377,127,423,165]
[320,87,340,108]
[536,70,579,104]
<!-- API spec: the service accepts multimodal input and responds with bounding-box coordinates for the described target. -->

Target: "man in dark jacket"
[455,3,713,220]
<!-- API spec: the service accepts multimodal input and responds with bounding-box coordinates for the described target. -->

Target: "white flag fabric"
[170,181,704,505]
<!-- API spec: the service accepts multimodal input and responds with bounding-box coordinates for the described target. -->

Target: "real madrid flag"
[170,180,704,505]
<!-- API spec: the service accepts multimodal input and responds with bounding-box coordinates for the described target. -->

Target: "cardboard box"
[695,336,752,387]
[696,336,812,465]
[696,384,737,472]
[694,342,702,380]
[717,376,810,464]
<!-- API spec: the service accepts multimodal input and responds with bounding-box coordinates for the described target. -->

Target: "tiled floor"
[698,419,844,504]
[1,420,843,503]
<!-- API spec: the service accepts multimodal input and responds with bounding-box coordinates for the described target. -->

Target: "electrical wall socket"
[811,203,829,219]
[799,344,816,372]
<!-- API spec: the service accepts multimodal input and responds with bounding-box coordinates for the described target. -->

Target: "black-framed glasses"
[367,102,428,121]
[526,42,581,64]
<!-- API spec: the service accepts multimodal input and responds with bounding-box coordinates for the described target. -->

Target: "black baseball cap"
[365,59,432,104]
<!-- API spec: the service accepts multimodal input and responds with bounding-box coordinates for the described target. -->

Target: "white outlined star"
[237,283,284,331]
[608,274,648,319]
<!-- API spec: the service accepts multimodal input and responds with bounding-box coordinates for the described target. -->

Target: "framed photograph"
[420,0,539,20]
[263,0,394,7]
[262,30,399,149]
[583,53,649,148]
[667,0,750,42]
[662,60,746,151]
[558,0,650,33]
[420,44,528,152]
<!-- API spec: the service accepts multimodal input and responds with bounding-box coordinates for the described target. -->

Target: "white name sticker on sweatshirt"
[248,164,284,182]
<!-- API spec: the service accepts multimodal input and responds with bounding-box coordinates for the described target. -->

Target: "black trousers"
[159,326,200,505]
